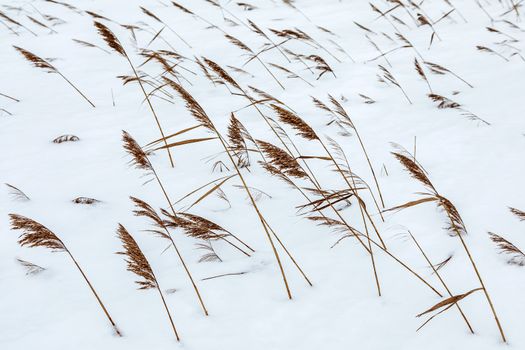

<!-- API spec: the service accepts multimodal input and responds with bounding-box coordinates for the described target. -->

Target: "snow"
[1,0,525,349]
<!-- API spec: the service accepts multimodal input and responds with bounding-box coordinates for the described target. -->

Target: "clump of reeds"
[94,21,174,167]
[163,77,316,299]
[122,132,214,315]
[9,214,121,336]
[312,95,386,209]
[388,151,507,342]
[271,103,389,294]
[13,46,95,107]
[256,134,390,289]
[407,230,474,333]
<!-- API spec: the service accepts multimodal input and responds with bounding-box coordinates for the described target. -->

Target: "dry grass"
[163,77,296,299]
[9,214,121,336]
[123,132,211,315]
[488,207,525,266]
[94,21,175,167]
[390,152,507,342]
[13,46,95,107]
[116,224,180,340]
[3,0,522,344]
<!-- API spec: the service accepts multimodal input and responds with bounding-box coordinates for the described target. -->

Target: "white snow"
[1,0,524,349]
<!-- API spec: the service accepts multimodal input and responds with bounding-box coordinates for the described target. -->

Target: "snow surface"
[1,0,525,349]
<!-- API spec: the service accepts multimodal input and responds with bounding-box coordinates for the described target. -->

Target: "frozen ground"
[1,0,524,349]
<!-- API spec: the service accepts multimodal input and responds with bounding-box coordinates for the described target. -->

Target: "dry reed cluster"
[4,0,523,345]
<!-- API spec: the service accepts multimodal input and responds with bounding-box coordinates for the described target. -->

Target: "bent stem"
[453,223,506,342]
[317,138,382,296]
[351,122,385,209]
[318,137,386,250]
[216,134,292,299]
[149,166,210,315]
[56,71,96,108]
[124,55,175,167]
[263,217,313,286]
[65,249,121,336]
[345,230,443,297]
[244,88,383,294]
[409,231,474,333]
[155,278,180,341]
[254,56,285,90]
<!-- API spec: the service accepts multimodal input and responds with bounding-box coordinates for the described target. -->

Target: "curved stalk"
[65,249,121,336]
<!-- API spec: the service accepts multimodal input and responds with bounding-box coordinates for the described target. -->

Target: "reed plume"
[378,65,412,104]
[94,21,174,167]
[488,233,525,266]
[510,207,525,221]
[9,214,121,336]
[257,140,308,179]
[417,13,440,47]
[248,19,290,62]
[227,113,252,168]
[487,206,525,265]
[408,231,474,333]
[424,61,473,88]
[224,33,285,89]
[272,104,318,141]
[13,46,95,107]
[477,45,509,62]
[123,132,211,315]
[416,288,482,331]
[116,224,179,340]
[140,6,191,48]
[414,58,432,93]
